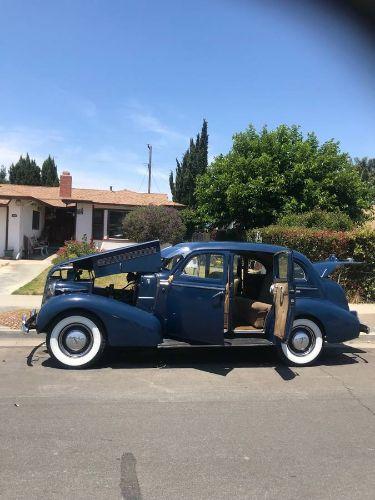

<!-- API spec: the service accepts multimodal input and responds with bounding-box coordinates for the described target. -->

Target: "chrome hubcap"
[288,326,316,357]
[291,331,310,351]
[58,323,93,357]
[65,330,88,352]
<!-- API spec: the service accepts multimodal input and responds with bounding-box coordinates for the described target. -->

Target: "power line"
[152,173,162,193]
[147,144,152,193]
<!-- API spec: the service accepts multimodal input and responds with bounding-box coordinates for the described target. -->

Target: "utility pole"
[147,144,152,193]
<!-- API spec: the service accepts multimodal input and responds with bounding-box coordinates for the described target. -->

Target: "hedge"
[246,226,375,303]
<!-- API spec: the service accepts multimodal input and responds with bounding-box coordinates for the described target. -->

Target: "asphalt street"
[1,339,375,500]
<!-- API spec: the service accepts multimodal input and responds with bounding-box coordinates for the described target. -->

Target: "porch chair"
[24,236,49,257]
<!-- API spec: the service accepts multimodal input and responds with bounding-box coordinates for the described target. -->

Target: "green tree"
[355,157,375,202]
[9,154,41,185]
[0,165,7,183]
[196,124,373,229]
[41,156,59,186]
[170,119,208,206]
[122,206,186,244]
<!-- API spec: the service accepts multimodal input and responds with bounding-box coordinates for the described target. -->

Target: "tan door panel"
[273,282,289,340]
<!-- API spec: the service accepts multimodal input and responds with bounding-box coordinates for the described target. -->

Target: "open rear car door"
[272,250,295,342]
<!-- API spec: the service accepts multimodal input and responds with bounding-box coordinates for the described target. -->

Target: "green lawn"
[13,268,51,295]
[12,267,129,295]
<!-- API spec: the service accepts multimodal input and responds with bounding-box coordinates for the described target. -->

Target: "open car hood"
[313,256,361,278]
[55,240,161,277]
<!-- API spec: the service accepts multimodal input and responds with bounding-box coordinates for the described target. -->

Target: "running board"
[158,338,273,349]
[225,338,273,347]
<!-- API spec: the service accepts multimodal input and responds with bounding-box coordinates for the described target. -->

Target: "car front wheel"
[47,314,106,369]
[277,318,324,366]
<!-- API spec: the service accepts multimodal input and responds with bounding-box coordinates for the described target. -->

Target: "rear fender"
[294,298,360,343]
[36,294,162,347]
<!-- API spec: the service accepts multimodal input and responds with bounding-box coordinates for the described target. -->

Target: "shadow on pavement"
[38,343,370,379]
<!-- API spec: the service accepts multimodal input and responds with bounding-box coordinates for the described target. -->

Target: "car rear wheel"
[47,314,106,369]
[277,318,324,366]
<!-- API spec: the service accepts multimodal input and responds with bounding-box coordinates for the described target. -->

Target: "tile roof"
[0,183,183,208]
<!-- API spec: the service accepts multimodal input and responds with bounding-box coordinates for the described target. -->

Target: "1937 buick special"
[23,240,368,368]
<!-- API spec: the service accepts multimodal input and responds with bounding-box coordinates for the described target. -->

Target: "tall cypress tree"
[0,165,7,183]
[8,154,41,185]
[169,119,208,206]
[41,156,59,186]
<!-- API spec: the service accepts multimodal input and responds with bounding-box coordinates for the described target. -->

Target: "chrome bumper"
[360,323,370,334]
[21,310,37,334]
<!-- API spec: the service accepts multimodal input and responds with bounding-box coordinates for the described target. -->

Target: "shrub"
[122,206,186,244]
[246,226,375,302]
[277,209,354,231]
[53,238,97,265]
[180,208,206,239]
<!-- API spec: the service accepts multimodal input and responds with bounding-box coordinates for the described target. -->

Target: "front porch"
[0,199,134,259]
[0,200,76,260]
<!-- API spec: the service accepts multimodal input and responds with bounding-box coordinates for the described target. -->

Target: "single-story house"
[0,171,182,259]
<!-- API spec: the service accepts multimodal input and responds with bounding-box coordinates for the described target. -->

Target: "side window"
[293,262,307,281]
[275,253,289,280]
[182,253,224,280]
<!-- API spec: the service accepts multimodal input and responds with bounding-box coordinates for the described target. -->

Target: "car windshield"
[161,254,184,271]
[161,246,190,271]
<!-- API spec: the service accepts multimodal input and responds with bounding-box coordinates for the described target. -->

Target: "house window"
[108,210,129,238]
[32,210,40,230]
[92,208,104,239]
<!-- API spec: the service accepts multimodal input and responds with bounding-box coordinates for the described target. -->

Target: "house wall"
[20,202,45,240]
[75,202,93,242]
[7,200,45,258]
[7,200,22,257]
[0,207,7,257]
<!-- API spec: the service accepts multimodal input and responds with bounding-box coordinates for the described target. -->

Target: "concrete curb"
[0,331,374,348]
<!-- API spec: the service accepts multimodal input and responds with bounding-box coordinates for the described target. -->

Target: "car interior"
[229,252,274,335]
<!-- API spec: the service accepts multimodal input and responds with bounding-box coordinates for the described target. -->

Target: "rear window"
[293,262,307,281]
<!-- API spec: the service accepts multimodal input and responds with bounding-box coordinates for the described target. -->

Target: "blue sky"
[0,0,374,195]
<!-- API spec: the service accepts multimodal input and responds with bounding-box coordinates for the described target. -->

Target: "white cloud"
[0,122,173,195]
[0,126,64,166]
[124,101,188,144]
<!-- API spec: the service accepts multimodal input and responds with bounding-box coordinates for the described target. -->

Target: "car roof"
[170,241,287,254]
[162,241,311,267]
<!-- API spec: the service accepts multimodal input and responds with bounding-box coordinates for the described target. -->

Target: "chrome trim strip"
[171,282,224,291]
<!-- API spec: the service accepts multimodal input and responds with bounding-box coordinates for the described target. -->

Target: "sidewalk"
[0,255,55,295]
[0,294,42,312]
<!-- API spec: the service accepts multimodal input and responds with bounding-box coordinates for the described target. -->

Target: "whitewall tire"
[47,314,105,369]
[277,318,324,366]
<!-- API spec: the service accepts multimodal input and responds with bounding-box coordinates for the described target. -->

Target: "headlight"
[45,280,57,299]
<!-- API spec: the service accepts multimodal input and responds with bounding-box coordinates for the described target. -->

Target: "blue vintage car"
[23,240,368,368]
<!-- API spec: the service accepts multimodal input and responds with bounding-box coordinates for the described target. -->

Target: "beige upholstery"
[234,297,271,329]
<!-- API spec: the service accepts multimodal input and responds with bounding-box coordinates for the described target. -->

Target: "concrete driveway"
[0,256,54,295]
[1,338,375,499]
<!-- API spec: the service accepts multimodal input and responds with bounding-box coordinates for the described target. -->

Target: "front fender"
[295,298,360,343]
[36,294,162,347]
